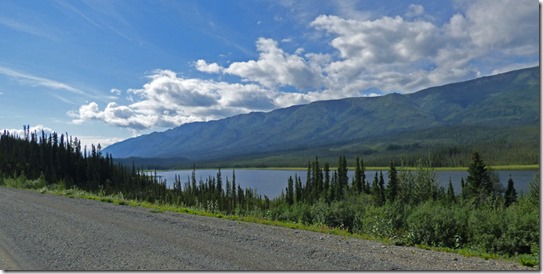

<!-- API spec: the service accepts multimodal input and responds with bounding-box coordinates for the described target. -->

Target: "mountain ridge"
[104,66,540,167]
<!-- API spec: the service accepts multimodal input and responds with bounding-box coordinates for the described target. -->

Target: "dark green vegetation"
[0,129,265,212]
[105,66,539,169]
[273,155,539,263]
[0,129,539,267]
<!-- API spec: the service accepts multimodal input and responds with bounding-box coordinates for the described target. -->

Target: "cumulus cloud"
[223,38,324,89]
[70,70,282,132]
[194,59,223,73]
[110,88,121,95]
[310,0,537,93]
[311,14,443,92]
[72,0,538,131]
[461,0,537,52]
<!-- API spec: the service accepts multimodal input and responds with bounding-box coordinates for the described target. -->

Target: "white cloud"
[0,66,85,95]
[311,14,445,92]
[194,59,223,73]
[72,0,538,132]
[71,70,282,131]
[110,88,121,95]
[223,38,324,89]
[0,16,57,40]
[462,0,537,52]
[2,124,55,138]
[129,70,219,108]
[309,0,537,93]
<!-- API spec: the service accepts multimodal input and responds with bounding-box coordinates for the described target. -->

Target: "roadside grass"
[1,182,538,269]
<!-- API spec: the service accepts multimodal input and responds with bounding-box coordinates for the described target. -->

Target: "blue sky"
[0,0,539,148]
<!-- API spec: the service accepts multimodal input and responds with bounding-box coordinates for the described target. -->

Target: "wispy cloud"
[0,16,57,40]
[56,0,146,46]
[54,0,102,29]
[0,66,85,95]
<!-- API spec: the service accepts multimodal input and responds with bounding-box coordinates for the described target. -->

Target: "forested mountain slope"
[104,66,539,167]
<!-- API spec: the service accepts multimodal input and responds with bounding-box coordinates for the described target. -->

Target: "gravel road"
[0,187,534,270]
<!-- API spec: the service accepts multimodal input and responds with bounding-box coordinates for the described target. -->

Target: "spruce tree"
[378,171,385,204]
[295,175,302,204]
[312,156,323,201]
[371,172,383,206]
[353,157,363,195]
[337,155,348,196]
[286,176,294,206]
[504,176,517,207]
[460,177,466,201]
[323,163,330,202]
[446,179,455,205]
[466,152,492,204]
[386,161,398,202]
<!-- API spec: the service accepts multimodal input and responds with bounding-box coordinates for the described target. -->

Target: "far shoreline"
[149,164,540,172]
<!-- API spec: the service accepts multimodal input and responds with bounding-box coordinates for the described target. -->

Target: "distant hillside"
[105,66,540,168]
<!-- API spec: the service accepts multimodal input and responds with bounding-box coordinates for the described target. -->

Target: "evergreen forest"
[0,128,539,266]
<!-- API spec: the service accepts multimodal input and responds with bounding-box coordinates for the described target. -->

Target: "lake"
[155,169,539,199]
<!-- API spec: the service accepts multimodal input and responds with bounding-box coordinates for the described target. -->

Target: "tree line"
[0,128,267,213]
[0,128,539,262]
[281,152,519,209]
[271,152,538,258]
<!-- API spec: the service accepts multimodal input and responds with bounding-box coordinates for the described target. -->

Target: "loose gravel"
[0,187,535,270]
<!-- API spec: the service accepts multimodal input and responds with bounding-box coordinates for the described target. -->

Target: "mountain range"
[104,66,540,168]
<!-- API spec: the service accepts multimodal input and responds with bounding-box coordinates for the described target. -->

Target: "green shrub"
[56,179,66,191]
[406,201,468,248]
[360,204,402,239]
[325,201,356,231]
[310,200,330,226]
[497,199,539,255]
[295,204,313,225]
[467,207,506,253]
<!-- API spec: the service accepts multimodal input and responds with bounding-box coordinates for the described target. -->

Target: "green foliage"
[466,198,538,256]
[0,130,268,216]
[359,203,404,239]
[526,173,540,208]
[268,153,539,265]
[312,200,357,232]
[406,201,468,248]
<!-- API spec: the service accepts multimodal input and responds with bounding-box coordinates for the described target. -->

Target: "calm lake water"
[155,169,539,199]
